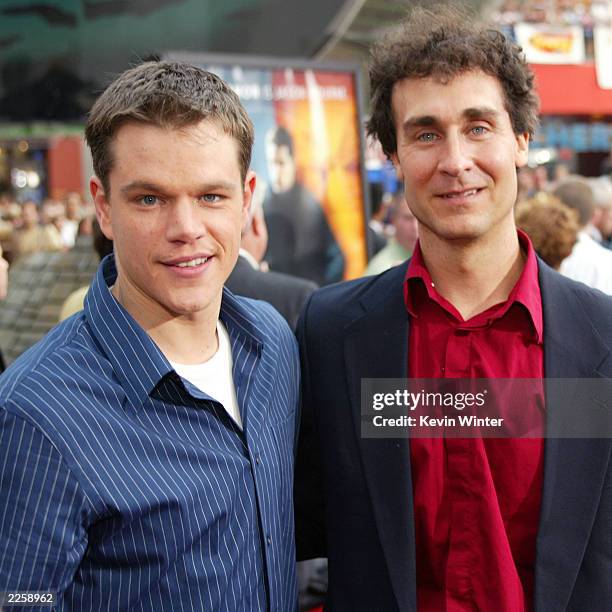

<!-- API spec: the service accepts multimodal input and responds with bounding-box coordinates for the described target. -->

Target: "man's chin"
[168,301,211,316]
[422,220,491,244]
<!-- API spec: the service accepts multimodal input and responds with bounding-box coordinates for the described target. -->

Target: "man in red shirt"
[295,7,612,611]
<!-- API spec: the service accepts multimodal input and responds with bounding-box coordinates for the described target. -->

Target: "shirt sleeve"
[0,408,90,603]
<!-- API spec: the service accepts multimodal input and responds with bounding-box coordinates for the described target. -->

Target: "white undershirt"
[169,321,242,429]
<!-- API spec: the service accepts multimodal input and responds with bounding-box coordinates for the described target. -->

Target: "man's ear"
[515,133,530,169]
[90,176,113,240]
[242,170,257,229]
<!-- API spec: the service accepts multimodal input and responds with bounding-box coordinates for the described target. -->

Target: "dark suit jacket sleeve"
[294,293,327,561]
[571,458,612,606]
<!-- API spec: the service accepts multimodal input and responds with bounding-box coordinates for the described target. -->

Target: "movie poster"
[166,52,368,283]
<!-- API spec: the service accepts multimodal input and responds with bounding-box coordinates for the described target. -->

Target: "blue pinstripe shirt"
[0,255,300,611]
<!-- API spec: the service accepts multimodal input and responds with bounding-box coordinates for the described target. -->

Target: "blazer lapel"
[535,263,612,611]
[343,264,417,611]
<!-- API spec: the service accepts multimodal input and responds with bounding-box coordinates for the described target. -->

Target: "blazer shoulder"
[226,261,316,329]
[302,262,407,331]
[569,282,612,340]
[263,269,318,296]
[541,262,612,338]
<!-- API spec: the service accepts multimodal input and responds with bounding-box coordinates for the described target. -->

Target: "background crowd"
[0,165,611,354]
[0,192,94,263]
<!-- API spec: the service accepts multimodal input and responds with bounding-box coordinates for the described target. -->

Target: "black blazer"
[226,255,317,330]
[295,259,612,611]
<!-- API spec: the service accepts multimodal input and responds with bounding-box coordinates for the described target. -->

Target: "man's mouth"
[441,188,481,199]
[174,257,210,268]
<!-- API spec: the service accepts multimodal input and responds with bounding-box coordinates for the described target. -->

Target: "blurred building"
[492,0,612,178]
[0,0,356,200]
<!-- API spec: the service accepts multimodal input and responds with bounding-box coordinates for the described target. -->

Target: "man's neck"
[418,223,525,320]
[111,283,220,365]
[147,316,219,365]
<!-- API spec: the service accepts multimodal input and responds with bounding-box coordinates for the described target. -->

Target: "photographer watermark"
[361,378,612,438]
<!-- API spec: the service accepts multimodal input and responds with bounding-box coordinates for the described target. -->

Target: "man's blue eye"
[201,194,221,203]
[418,133,437,142]
[141,195,157,205]
[472,126,488,135]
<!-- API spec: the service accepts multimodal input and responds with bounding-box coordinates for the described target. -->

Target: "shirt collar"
[238,248,260,271]
[84,255,265,409]
[405,229,543,343]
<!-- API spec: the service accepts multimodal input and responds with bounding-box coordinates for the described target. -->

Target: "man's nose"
[166,198,205,243]
[437,132,474,177]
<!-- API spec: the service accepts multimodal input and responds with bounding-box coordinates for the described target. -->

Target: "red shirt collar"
[404,229,543,343]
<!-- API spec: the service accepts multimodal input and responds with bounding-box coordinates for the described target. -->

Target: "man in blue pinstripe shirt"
[0,62,299,610]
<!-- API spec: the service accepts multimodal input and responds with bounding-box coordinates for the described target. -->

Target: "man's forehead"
[108,119,242,167]
[391,70,506,119]
[391,70,503,103]
[105,120,244,188]
[112,118,229,145]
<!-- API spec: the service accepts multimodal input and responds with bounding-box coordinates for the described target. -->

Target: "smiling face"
[391,70,529,247]
[91,119,254,327]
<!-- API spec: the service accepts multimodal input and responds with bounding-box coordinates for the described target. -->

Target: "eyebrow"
[401,106,501,132]
[119,180,238,196]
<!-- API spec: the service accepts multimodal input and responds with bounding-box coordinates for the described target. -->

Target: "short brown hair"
[553,177,595,227]
[515,194,579,269]
[85,61,254,192]
[367,6,540,158]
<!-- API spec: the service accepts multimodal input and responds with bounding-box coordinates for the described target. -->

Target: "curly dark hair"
[367,6,540,158]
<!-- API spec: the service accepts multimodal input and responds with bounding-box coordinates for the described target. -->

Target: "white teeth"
[444,189,478,198]
[175,257,208,268]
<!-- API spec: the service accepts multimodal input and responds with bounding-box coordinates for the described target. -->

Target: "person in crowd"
[58,191,84,248]
[554,176,612,294]
[0,194,21,222]
[516,165,548,203]
[226,186,317,330]
[0,243,8,372]
[295,8,612,611]
[263,126,344,285]
[12,199,63,258]
[367,182,389,256]
[77,214,94,237]
[516,166,537,202]
[515,193,579,269]
[0,244,8,301]
[589,175,612,249]
[58,219,114,321]
[0,61,299,610]
[46,199,72,247]
[365,192,418,275]
[0,194,16,253]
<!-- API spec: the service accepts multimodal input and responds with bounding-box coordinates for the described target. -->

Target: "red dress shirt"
[405,231,544,612]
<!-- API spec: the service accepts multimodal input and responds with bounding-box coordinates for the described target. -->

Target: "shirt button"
[255,454,261,466]
[267,535,272,546]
